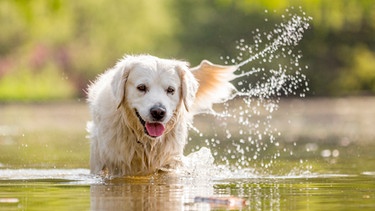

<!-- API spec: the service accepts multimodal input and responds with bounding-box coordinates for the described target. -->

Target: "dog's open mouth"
[135,110,165,138]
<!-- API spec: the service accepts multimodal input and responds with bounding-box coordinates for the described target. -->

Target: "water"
[1,9,375,210]
[1,99,375,210]
[189,8,312,172]
[1,154,375,211]
[0,160,375,210]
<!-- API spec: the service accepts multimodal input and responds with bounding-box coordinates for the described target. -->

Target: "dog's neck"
[136,140,143,146]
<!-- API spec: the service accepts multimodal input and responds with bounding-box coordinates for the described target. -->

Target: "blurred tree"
[173,0,375,96]
[335,46,375,94]
[0,0,375,100]
[173,0,269,65]
[0,0,178,99]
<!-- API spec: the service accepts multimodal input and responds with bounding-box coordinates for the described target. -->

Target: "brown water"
[0,98,375,210]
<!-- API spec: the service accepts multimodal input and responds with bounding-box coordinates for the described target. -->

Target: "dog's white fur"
[87,55,236,177]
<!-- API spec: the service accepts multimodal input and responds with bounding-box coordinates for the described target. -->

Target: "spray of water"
[188,8,312,175]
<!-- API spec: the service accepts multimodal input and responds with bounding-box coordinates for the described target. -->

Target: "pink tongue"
[145,122,165,137]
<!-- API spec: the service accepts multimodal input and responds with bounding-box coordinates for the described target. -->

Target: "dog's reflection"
[90,173,213,211]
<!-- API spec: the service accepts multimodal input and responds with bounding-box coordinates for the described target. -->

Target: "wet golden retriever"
[87,55,236,177]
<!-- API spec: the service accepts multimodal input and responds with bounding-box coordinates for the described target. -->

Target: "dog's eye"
[166,86,175,95]
[137,84,147,92]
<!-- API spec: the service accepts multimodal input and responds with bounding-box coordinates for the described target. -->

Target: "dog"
[87,55,237,177]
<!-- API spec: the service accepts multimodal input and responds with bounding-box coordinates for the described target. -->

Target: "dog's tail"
[190,60,238,114]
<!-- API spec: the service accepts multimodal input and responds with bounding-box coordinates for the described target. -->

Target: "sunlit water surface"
[0,150,375,211]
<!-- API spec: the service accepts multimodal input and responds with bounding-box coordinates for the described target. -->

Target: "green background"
[1,0,375,101]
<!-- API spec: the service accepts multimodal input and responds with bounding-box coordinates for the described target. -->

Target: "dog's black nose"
[150,105,166,121]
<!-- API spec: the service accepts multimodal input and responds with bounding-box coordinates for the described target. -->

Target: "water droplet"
[189,8,311,174]
[332,149,340,157]
[321,149,331,157]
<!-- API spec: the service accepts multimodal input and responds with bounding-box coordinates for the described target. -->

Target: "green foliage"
[175,0,375,96]
[0,0,178,100]
[0,0,375,100]
[0,63,75,101]
[336,46,375,95]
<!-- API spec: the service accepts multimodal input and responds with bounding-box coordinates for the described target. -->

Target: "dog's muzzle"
[150,105,166,121]
[135,108,166,138]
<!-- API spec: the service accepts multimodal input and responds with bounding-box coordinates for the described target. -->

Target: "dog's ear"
[111,58,133,109]
[177,63,199,112]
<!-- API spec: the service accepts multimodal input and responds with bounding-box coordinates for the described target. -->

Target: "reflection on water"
[0,169,375,210]
[91,174,212,211]
[0,142,375,211]
[1,100,375,210]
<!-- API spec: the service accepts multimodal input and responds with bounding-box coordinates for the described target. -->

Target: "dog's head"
[111,55,198,138]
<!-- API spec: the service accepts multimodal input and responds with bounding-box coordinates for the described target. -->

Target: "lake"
[0,97,374,210]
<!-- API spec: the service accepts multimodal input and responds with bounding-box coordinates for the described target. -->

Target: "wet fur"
[87,55,236,177]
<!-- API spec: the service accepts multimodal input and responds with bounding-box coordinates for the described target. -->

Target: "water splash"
[0,169,100,184]
[190,8,312,174]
